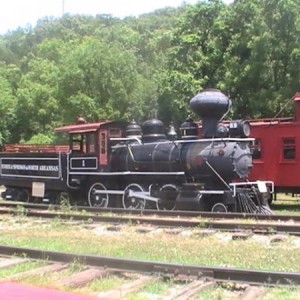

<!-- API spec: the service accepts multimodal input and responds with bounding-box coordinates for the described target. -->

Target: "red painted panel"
[99,130,108,165]
[248,120,300,188]
[0,282,107,300]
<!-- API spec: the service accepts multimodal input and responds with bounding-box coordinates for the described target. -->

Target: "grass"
[76,275,126,293]
[0,216,299,298]
[0,217,299,272]
[126,277,172,300]
[0,261,42,278]
[272,203,300,215]
[262,287,300,300]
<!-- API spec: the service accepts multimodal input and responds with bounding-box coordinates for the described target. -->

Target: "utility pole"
[62,0,65,15]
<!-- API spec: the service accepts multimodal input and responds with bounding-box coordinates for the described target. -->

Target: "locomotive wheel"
[211,202,227,213]
[156,184,177,211]
[122,183,145,210]
[88,183,109,208]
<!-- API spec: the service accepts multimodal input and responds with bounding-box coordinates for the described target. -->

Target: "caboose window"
[282,138,296,159]
[250,140,261,159]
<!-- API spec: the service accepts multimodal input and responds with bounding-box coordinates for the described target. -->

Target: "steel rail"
[0,207,300,236]
[0,244,299,285]
[0,201,299,222]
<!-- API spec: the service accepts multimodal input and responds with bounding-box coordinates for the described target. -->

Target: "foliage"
[159,0,300,121]
[0,0,299,143]
[24,133,55,144]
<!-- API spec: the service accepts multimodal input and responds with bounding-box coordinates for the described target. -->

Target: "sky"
[0,0,233,35]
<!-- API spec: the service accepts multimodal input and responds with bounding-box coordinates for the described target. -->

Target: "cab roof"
[54,120,129,134]
[54,121,107,134]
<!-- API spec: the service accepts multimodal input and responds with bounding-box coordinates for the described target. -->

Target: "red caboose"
[248,92,300,196]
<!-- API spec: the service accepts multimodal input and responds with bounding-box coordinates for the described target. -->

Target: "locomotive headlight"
[229,120,251,137]
[242,121,251,137]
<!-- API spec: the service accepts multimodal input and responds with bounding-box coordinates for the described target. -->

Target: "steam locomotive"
[0,89,272,213]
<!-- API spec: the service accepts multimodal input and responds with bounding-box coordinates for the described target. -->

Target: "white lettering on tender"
[1,164,59,172]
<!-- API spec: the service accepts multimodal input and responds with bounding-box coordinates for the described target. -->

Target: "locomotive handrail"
[174,137,255,143]
[112,138,255,148]
[128,145,137,163]
[110,137,142,144]
[68,171,185,176]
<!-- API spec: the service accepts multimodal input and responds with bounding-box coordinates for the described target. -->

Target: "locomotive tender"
[0,89,272,213]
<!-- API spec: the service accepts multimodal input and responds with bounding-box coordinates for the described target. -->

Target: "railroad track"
[0,245,288,299]
[0,244,299,288]
[1,200,300,221]
[1,203,300,236]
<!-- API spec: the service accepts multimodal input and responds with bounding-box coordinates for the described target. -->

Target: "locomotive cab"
[55,120,129,171]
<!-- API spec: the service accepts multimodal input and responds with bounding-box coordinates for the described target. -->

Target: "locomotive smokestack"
[189,89,230,138]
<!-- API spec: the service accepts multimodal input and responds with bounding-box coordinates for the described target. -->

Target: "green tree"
[0,63,19,143]
[158,0,228,124]
[58,37,151,123]
[15,58,61,141]
[220,0,300,118]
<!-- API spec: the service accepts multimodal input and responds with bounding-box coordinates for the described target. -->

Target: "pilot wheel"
[211,202,228,213]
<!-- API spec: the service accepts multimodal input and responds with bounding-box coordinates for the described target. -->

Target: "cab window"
[70,134,85,152]
[86,132,96,154]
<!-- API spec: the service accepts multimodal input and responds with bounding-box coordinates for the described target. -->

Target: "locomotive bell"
[190,89,230,138]
[167,122,177,140]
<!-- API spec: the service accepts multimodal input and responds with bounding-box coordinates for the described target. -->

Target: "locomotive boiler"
[0,89,272,213]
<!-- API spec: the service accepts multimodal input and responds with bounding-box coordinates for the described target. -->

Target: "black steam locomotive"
[0,89,272,213]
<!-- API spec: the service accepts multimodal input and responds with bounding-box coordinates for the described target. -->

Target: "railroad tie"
[238,286,266,300]
[59,268,109,288]
[0,257,29,269]
[164,280,216,300]
[6,263,69,281]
